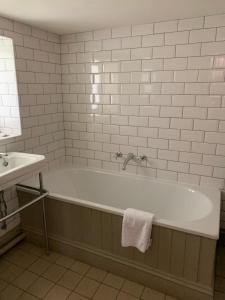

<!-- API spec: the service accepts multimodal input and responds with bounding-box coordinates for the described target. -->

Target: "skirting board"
[23,226,214,300]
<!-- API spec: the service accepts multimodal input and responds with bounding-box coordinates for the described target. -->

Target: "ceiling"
[0,0,225,34]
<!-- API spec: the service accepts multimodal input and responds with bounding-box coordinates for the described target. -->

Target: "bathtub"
[18,165,220,300]
[28,165,220,239]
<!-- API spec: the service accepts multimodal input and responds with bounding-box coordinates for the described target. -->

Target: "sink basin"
[0,152,46,190]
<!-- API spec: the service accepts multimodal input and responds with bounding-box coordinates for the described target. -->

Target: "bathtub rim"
[21,165,221,240]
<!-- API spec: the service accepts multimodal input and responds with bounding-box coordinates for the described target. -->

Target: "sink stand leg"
[39,173,49,255]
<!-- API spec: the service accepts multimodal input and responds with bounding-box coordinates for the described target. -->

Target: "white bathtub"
[27,165,221,240]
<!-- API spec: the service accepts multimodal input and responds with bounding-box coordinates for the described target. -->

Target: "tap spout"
[122,153,135,170]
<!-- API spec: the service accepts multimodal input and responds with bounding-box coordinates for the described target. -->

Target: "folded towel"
[121,208,154,253]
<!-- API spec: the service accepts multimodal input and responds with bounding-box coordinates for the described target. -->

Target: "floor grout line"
[0,241,225,299]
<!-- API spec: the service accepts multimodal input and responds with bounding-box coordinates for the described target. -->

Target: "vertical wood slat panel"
[90,209,102,248]
[47,199,62,236]
[71,204,82,242]
[170,231,186,277]
[198,238,216,286]
[20,192,42,230]
[144,226,159,268]
[157,227,172,272]
[81,207,92,244]
[183,234,201,282]
[60,203,74,239]
[19,192,217,291]
[133,248,144,264]
[101,213,112,252]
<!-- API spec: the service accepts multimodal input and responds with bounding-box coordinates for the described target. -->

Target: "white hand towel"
[121,208,154,253]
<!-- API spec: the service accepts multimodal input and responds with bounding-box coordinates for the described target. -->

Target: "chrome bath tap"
[0,153,8,167]
[122,153,147,170]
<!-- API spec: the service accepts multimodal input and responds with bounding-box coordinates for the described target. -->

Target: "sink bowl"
[0,152,46,190]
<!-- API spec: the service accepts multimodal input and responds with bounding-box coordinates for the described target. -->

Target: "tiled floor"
[0,241,225,300]
[0,241,178,300]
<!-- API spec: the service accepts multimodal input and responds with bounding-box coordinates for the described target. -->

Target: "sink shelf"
[0,152,46,191]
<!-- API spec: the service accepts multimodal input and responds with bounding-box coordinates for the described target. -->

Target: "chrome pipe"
[0,191,48,223]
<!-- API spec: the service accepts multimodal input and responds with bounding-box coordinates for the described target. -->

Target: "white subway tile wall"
[0,17,65,236]
[61,15,225,227]
[1,13,225,230]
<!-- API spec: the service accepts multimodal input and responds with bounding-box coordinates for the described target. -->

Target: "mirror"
[0,35,21,141]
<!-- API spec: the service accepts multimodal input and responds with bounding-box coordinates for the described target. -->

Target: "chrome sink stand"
[0,173,49,254]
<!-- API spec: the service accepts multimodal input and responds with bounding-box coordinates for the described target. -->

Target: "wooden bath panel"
[18,191,216,300]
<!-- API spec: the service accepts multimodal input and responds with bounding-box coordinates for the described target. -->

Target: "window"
[0,36,21,141]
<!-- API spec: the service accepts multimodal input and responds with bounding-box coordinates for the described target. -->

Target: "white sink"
[0,152,46,190]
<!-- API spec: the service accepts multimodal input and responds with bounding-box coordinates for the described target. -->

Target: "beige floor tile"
[103,273,125,289]
[58,270,81,290]
[28,258,51,275]
[5,249,38,269]
[27,277,54,298]
[0,261,23,283]
[117,291,139,300]
[142,287,165,300]
[68,292,89,300]
[26,244,45,257]
[122,280,144,298]
[14,271,38,290]
[18,292,39,299]
[70,261,90,275]
[56,255,75,268]
[0,279,8,292]
[86,267,107,282]
[0,259,11,272]
[42,263,66,282]
[75,277,99,298]
[44,284,70,300]
[42,251,61,263]
[215,276,225,293]
[165,296,178,300]
[0,284,23,300]
[214,291,225,300]
[93,284,118,300]
[18,242,44,257]
[17,242,33,252]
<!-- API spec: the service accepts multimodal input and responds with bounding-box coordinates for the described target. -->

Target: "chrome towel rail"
[0,173,49,254]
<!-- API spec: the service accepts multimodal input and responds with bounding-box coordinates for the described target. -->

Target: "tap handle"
[139,155,147,161]
[114,152,123,159]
